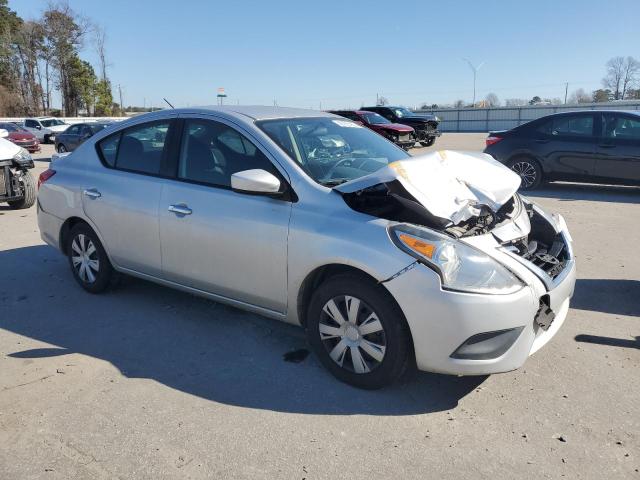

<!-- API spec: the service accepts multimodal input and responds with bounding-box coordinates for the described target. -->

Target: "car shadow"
[571,279,640,317]
[0,245,485,416]
[575,334,639,350]
[527,182,640,204]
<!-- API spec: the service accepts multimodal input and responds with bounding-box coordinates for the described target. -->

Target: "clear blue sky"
[9,0,640,110]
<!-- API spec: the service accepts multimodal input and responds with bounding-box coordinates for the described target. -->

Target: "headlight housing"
[389,224,524,295]
[13,148,34,167]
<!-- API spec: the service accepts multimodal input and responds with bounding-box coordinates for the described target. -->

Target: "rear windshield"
[257,117,409,187]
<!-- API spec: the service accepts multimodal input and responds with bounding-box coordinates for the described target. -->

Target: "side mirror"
[231,169,281,195]
[0,129,8,138]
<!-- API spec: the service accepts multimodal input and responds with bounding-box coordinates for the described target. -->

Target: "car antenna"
[163,98,175,108]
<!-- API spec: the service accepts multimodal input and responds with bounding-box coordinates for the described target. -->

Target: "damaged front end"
[335,151,573,296]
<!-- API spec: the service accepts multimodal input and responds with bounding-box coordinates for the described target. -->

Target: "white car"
[23,117,69,144]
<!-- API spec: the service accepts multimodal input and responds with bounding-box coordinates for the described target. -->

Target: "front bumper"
[385,250,576,376]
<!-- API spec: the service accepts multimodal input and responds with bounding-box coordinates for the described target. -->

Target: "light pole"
[463,58,484,107]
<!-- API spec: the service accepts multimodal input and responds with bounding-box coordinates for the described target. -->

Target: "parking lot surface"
[1,136,638,479]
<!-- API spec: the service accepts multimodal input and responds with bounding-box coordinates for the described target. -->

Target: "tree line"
[0,0,116,117]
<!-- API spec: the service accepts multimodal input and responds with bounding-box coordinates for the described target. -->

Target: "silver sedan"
[37,106,576,389]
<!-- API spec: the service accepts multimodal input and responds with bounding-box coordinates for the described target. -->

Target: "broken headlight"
[390,224,524,295]
[13,148,34,167]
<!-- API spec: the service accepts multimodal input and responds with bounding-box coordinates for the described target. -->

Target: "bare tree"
[505,98,527,106]
[603,57,625,100]
[93,24,109,82]
[377,95,389,106]
[621,56,640,100]
[568,88,591,104]
[453,99,465,108]
[484,92,500,107]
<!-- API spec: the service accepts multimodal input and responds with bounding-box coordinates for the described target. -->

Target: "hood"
[378,123,414,133]
[335,150,521,227]
[47,124,69,133]
[8,131,35,141]
[0,136,22,160]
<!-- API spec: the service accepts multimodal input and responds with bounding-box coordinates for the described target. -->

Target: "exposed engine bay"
[335,151,570,281]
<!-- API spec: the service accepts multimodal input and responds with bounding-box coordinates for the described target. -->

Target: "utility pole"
[564,82,569,104]
[118,84,124,116]
[463,59,484,107]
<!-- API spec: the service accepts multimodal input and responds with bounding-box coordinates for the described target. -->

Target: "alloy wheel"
[71,234,100,284]
[511,161,537,188]
[318,295,386,374]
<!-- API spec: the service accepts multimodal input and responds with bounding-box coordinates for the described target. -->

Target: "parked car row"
[329,106,441,149]
[484,110,640,189]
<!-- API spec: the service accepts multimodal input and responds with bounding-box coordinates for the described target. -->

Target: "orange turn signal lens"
[398,234,436,259]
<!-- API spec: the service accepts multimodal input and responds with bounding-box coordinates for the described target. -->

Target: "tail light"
[485,136,503,147]
[38,169,56,189]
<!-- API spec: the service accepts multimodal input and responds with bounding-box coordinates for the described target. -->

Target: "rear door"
[595,112,640,183]
[158,115,292,312]
[62,124,81,150]
[532,113,598,180]
[83,118,177,276]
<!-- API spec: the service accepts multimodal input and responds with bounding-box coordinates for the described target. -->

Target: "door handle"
[83,188,101,199]
[598,144,616,148]
[168,204,192,216]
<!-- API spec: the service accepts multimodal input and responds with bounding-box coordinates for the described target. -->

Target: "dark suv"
[361,106,440,147]
[328,110,416,149]
[484,110,640,189]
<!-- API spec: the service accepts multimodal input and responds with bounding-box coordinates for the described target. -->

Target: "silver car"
[37,106,576,389]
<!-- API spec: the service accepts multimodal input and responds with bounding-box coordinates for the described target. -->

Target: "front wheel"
[66,224,114,293]
[306,274,411,389]
[7,170,36,209]
[419,137,435,147]
[507,157,542,190]
[57,143,67,153]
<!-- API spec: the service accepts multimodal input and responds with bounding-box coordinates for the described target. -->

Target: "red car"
[328,110,416,149]
[0,122,41,153]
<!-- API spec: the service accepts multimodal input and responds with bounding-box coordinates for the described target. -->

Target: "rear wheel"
[66,224,114,293]
[507,157,542,190]
[306,274,411,389]
[7,170,36,210]
[57,143,67,153]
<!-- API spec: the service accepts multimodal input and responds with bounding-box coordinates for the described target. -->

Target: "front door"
[532,113,598,180]
[159,116,291,312]
[595,113,640,183]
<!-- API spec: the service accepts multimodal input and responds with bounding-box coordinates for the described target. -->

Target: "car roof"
[176,105,334,121]
[541,109,640,118]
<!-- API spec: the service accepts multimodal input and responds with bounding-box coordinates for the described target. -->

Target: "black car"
[484,110,640,189]
[361,106,440,147]
[56,122,112,153]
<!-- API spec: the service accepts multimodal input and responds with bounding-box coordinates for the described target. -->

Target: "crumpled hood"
[335,150,521,225]
[0,136,21,160]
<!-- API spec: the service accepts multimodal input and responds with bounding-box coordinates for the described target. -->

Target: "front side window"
[97,121,170,174]
[603,114,640,140]
[178,119,278,187]
[25,120,37,128]
[258,117,410,186]
[41,119,65,127]
[538,115,593,137]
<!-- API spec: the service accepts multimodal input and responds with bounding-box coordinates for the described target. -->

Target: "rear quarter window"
[97,133,121,167]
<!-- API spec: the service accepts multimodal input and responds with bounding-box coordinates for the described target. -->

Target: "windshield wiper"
[320,178,350,187]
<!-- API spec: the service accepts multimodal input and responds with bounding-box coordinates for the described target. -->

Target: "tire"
[420,137,435,147]
[57,143,67,153]
[7,170,36,210]
[66,223,114,293]
[306,273,411,389]
[507,156,542,190]
[44,134,52,144]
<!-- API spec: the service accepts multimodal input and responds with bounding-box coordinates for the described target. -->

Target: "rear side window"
[537,115,593,137]
[97,121,170,174]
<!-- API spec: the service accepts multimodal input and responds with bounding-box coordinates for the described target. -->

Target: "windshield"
[40,119,66,127]
[393,108,414,118]
[258,117,410,186]
[360,112,391,125]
